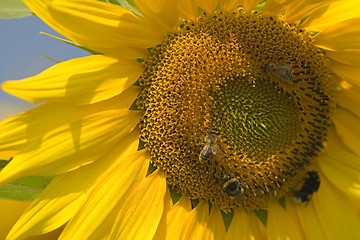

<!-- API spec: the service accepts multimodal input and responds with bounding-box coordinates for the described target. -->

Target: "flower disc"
[138,9,335,210]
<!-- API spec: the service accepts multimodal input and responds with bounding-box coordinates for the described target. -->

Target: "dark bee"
[264,62,293,81]
[222,173,243,196]
[293,171,320,203]
[199,131,218,163]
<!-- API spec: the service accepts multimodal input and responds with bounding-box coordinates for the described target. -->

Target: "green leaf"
[0,158,54,201]
[221,209,234,231]
[254,209,268,226]
[120,0,142,16]
[0,160,9,169]
[254,2,266,12]
[0,175,54,201]
[0,0,33,19]
[98,0,122,4]
[97,0,141,15]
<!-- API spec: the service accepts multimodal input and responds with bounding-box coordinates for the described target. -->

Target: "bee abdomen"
[293,171,320,203]
[223,175,243,196]
[199,147,213,163]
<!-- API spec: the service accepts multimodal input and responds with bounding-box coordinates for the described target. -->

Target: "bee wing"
[211,144,218,155]
[280,62,292,69]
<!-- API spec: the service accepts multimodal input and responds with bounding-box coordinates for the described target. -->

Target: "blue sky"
[0,16,89,120]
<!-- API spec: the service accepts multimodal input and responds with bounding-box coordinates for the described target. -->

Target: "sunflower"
[1,0,360,239]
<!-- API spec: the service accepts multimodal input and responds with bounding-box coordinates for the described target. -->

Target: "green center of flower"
[138,9,335,210]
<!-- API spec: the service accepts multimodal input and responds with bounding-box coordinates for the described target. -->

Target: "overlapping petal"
[5,128,140,240]
[153,196,192,240]
[0,105,141,184]
[318,129,360,200]
[149,189,172,240]
[59,150,149,240]
[201,207,226,240]
[305,0,360,32]
[263,0,295,17]
[333,108,360,157]
[225,210,266,240]
[326,50,360,66]
[2,55,143,105]
[23,0,164,55]
[0,86,138,152]
[267,202,305,239]
[336,82,360,118]
[219,0,243,13]
[133,0,180,31]
[288,199,327,240]
[179,201,209,239]
[319,154,360,201]
[284,0,333,24]
[109,170,167,240]
[243,0,262,12]
[311,171,360,239]
[176,0,198,21]
[331,62,360,87]
[314,18,360,51]
[197,0,219,13]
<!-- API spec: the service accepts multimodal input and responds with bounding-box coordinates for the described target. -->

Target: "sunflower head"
[138,8,336,210]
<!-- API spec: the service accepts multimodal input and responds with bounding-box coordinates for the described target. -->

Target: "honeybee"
[264,62,293,81]
[199,131,218,163]
[222,173,243,197]
[293,171,320,203]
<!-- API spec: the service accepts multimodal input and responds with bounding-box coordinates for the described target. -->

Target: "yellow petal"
[267,202,305,240]
[243,0,262,12]
[326,50,360,66]
[0,107,141,185]
[133,0,180,31]
[263,0,294,17]
[284,0,333,24]
[333,108,360,157]
[150,186,172,240]
[219,0,243,13]
[336,82,360,120]
[179,201,209,240]
[0,151,18,160]
[197,0,219,13]
[202,207,226,240]
[6,128,140,240]
[153,196,192,240]
[2,55,143,105]
[319,153,360,201]
[7,175,84,240]
[177,0,198,21]
[331,61,360,88]
[318,128,360,200]
[291,200,327,240]
[314,18,360,51]
[0,88,139,152]
[60,150,149,240]
[225,210,266,240]
[283,189,328,239]
[305,0,360,32]
[225,209,265,240]
[109,170,167,240]
[311,171,360,239]
[0,199,29,240]
[23,0,163,54]
[348,197,360,215]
